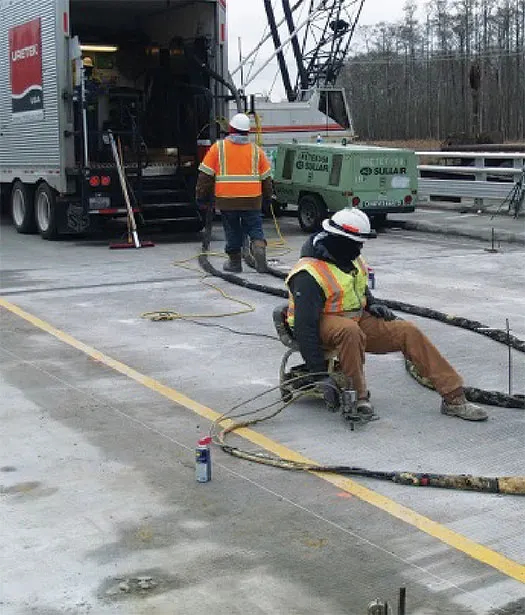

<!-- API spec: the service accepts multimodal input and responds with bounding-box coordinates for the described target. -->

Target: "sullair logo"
[374,167,407,175]
[360,166,407,176]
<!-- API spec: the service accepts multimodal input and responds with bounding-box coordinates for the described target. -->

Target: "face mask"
[322,234,362,268]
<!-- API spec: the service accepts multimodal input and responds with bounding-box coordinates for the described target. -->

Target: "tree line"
[340,0,525,143]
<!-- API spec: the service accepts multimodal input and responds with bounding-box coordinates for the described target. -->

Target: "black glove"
[367,303,396,321]
[317,376,340,409]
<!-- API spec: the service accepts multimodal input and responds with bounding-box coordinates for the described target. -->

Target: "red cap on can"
[198,436,212,446]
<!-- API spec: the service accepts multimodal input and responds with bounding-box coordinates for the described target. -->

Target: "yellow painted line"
[1,297,524,585]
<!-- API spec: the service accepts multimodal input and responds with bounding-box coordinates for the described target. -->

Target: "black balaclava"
[314,232,362,272]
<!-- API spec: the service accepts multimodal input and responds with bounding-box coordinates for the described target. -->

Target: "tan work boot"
[223,252,242,273]
[251,239,269,273]
[356,392,374,416]
[441,393,488,421]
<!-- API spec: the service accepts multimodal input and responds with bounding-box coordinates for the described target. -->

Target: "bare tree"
[340,0,525,141]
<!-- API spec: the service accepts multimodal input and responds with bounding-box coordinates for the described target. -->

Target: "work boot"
[242,237,256,268]
[441,393,488,421]
[223,252,242,273]
[252,239,269,273]
[356,393,375,416]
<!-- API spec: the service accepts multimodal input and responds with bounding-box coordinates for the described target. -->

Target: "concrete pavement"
[389,200,525,245]
[1,215,524,614]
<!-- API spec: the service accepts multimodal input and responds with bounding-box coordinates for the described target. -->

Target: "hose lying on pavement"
[199,216,525,494]
[200,215,524,409]
[212,382,525,495]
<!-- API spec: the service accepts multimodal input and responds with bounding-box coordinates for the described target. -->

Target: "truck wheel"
[11,180,37,234]
[35,183,59,240]
[298,195,326,233]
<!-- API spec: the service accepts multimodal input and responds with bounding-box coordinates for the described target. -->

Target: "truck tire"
[11,180,37,234]
[298,194,327,233]
[35,182,59,240]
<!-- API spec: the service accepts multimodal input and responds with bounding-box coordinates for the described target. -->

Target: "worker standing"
[79,57,101,159]
[285,207,488,421]
[196,113,273,273]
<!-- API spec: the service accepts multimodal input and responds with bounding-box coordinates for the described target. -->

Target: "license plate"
[89,196,111,209]
[363,200,403,207]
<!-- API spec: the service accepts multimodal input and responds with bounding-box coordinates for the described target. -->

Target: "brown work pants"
[319,311,463,399]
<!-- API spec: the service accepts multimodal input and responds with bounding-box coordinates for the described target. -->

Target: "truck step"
[139,191,191,205]
[140,204,200,220]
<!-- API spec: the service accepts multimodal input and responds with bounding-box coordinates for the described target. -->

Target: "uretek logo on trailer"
[8,18,44,122]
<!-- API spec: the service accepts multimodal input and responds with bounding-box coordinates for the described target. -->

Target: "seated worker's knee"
[397,320,419,335]
[333,320,365,346]
[391,319,427,348]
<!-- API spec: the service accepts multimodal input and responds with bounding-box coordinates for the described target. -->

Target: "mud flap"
[56,200,90,234]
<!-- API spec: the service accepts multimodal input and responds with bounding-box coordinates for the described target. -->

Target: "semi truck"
[0,0,231,239]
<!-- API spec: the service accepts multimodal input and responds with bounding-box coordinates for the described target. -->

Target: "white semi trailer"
[0,0,231,238]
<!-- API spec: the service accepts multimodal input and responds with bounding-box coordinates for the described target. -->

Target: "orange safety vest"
[285,257,369,328]
[198,139,272,198]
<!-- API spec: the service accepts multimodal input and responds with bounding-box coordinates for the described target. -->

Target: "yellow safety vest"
[286,257,369,328]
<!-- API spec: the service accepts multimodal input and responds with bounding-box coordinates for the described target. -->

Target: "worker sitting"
[285,207,488,421]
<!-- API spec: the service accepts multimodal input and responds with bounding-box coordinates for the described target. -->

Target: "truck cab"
[272,142,418,232]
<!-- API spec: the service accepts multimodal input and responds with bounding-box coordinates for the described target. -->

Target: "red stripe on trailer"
[93,208,140,215]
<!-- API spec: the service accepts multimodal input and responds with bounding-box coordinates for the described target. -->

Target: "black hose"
[199,206,524,409]
[214,384,525,495]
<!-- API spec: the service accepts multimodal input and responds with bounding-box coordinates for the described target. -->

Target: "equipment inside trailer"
[70,0,214,169]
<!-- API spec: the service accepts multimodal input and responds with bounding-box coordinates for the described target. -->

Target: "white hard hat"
[322,208,376,242]
[229,113,251,132]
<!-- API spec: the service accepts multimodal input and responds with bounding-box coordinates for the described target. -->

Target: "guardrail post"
[513,156,525,171]
[474,155,486,209]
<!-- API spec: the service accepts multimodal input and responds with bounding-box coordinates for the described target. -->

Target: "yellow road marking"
[1,297,524,584]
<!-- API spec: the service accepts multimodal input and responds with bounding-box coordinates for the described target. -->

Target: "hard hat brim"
[322,217,374,241]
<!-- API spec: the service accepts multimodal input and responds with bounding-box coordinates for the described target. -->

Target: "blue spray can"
[195,436,212,483]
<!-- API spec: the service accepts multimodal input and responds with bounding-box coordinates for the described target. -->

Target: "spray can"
[368,266,376,289]
[316,133,322,144]
[195,436,212,483]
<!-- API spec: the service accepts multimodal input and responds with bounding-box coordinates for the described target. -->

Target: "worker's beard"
[321,234,363,271]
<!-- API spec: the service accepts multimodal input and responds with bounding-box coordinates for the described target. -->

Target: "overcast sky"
[227,0,412,100]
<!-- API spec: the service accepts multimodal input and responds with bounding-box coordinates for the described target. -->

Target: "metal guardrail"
[416,151,524,204]
[418,178,514,200]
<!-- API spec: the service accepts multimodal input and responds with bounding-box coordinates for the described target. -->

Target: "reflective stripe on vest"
[286,257,369,328]
[215,140,263,198]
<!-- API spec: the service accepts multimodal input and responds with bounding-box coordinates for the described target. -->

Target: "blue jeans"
[221,210,265,254]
